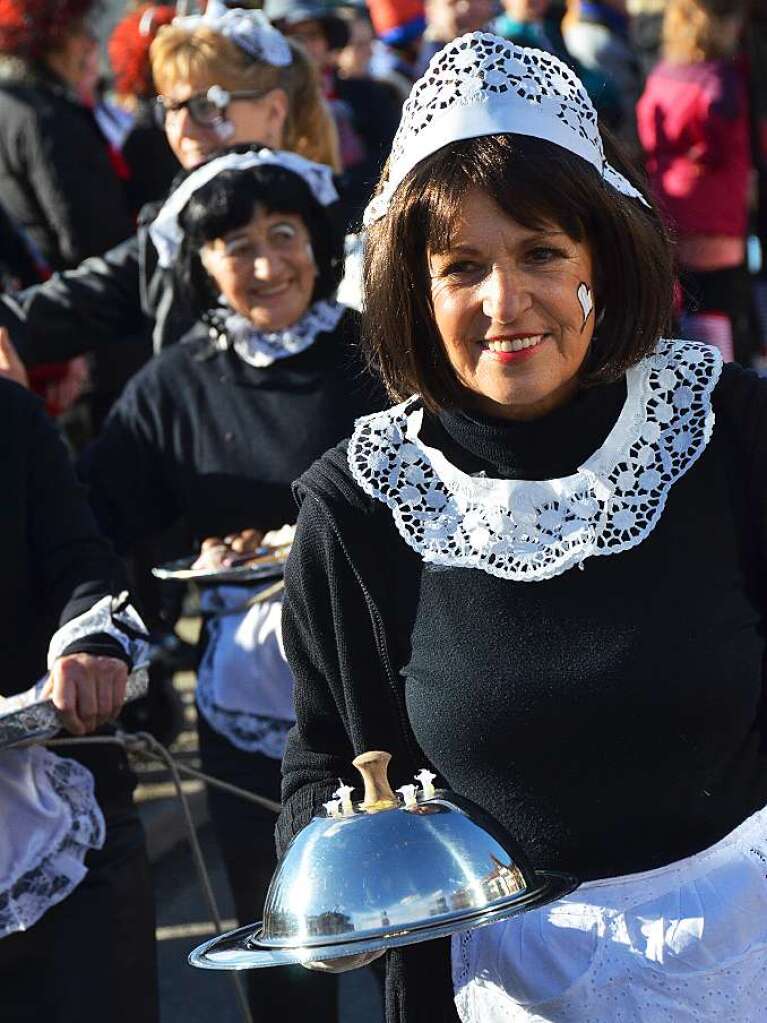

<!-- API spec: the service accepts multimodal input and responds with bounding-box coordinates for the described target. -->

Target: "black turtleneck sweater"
[278,361,767,1023]
[79,308,385,554]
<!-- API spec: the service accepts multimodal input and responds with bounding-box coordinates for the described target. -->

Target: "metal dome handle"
[353,751,398,810]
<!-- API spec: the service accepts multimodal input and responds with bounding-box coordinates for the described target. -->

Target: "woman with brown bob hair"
[273,32,767,1023]
[364,130,674,409]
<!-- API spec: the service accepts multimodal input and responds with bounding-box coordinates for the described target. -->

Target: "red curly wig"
[108,3,175,98]
[0,0,97,60]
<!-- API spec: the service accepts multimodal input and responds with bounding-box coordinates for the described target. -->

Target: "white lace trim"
[348,339,723,582]
[363,33,648,225]
[0,752,105,938]
[452,802,767,1022]
[196,689,292,759]
[224,300,346,368]
[151,149,338,269]
[47,594,149,669]
[196,585,294,757]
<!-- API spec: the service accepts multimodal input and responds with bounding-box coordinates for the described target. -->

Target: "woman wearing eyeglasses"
[1,1,340,369]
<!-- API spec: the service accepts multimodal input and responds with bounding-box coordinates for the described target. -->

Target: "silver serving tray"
[189,869,576,970]
[0,667,148,751]
[152,548,289,585]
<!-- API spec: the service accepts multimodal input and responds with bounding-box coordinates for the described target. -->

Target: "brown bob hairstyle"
[363,131,675,413]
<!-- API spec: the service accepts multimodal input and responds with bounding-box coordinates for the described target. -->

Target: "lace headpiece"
[150,149,338,268]
[363,32,648,225]
[173,0,292,66]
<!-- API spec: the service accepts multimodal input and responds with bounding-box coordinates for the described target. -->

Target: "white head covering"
[363,33,648,225]
[150,149,339,269]
[173,0,292,66]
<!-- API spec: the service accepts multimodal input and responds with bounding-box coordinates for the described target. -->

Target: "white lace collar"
[221,299,346,368]
[348,339,723,582]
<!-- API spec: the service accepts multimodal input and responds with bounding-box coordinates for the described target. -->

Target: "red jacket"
[637,59,751,238]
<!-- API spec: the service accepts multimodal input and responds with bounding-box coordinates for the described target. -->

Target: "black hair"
[175,153,345,320]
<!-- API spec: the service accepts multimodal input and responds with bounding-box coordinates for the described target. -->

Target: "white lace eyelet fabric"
[452,803,767,1022]
[364,33,647,225]
[150,149,338,269]
[348,340,723,582]
[223,299,347,369]
[0,748,105,938]
[46,594,149,668]
[195,586,295,758]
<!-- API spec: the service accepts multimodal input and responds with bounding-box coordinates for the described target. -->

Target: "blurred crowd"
[0,0,765,1020]
[0,0,763,425]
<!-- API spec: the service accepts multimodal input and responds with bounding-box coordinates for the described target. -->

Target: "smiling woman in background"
[2,1,340,372]
[78,146,384,1021]
[277,33,767,1023]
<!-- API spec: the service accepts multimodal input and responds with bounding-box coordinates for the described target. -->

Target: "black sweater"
[0,60,134,270]
[278,361,767,1023]
[1,199,188,368]
[79,309,386,555]
[0,381,134,804]
[0,380,130,696]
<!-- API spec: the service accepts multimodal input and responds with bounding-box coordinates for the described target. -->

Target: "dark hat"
[264,0,351,49]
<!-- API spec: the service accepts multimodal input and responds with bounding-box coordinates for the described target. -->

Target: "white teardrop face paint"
[577,282,593,329]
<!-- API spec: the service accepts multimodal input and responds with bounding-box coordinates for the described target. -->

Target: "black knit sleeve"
[714,363,767,564]
[714,363,767,747]
[78,357,181,555]
[21,385,127,628]
[279,471,459,1023]
[278,498,360,855]
[12,235,148,365]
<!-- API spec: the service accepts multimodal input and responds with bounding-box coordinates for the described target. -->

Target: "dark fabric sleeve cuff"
[275,780,339,857]
[56,632,132,667]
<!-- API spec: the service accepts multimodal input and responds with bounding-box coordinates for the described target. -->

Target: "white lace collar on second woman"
[347,339,723,582]
[221,299,346,368]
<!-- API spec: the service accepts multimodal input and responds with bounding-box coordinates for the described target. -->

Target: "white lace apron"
[0,747,104,938]
[452,803,767,1022]
[196,586,295,758]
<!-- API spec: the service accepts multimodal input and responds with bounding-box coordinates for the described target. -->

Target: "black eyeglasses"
[153,85,264,129]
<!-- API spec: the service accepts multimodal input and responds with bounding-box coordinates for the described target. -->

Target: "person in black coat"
[79,149,386,1021]
[0,0,145,430]
[0,0,134,271]
[0,378,157,1023]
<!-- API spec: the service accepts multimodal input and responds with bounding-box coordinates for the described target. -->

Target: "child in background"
[637,0,753,363]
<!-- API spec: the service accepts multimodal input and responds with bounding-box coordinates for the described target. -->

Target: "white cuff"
[47,593,149,669]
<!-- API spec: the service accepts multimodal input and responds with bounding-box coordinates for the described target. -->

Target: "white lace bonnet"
[172,0,293,66]
[363,32,648,225]
[150,149,339,268]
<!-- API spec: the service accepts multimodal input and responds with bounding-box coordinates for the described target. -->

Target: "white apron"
[453,803,767,1022]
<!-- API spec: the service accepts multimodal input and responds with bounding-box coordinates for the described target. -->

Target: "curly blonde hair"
[150,26,340,170]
